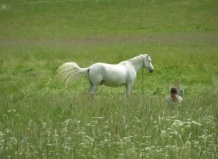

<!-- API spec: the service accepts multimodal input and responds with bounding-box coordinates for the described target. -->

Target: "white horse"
[57,54,154,97]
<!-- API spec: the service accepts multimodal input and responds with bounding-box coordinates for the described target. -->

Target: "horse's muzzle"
[149,69,154,73]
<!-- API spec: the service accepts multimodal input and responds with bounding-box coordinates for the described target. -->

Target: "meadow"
[0,0,218,158]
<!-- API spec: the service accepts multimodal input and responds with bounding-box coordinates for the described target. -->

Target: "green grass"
[0,0,218,158]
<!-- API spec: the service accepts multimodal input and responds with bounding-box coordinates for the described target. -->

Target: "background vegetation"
[0,0,217,158]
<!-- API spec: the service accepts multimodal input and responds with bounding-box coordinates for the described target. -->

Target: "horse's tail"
[57,62,89,86]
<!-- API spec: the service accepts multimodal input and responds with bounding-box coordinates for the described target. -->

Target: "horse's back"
[90,62,129,74]
[88,62,130,86]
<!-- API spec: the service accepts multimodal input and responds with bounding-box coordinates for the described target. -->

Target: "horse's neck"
[128,56,143,72]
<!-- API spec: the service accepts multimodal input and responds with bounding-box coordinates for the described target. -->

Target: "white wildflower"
[9,137,17,145]
[63,119,72,127]
[160,130,167,135]
[143,135,151,138]
[85,135,94,142]
[191,121,202,126]
[170,130,178,135]
[78,131,86,135]
[145,147,151,151]
[172,120,184,127]
[92,117,103,119]
[42,122,47,129]
[5,129,12,134]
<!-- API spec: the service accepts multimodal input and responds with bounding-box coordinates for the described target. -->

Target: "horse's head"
[141,54,154,73]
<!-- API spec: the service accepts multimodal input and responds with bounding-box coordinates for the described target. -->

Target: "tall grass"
[0,0,218,158]
[0,94,217,158]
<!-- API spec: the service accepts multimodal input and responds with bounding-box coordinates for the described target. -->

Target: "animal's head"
[141,54,154,73]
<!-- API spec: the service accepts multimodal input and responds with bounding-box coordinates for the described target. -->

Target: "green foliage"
[0,0,217,158]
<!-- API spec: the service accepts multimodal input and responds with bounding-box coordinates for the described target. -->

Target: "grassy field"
[0,0,218,158]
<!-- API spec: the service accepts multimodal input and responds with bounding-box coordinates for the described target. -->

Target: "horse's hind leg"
[88,84,100,96]
[88,81,93,93]
[88,78,100,96]
[87,69,103,97]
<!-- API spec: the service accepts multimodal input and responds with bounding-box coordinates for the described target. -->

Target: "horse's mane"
[128,55,144,64]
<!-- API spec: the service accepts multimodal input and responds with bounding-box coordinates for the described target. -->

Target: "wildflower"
[63,119,72,127]
[191,121,202,126]
[42,122,47,129]
[170,130,178,135]
[92,117,103,119]
[143,135,152,138]
[172,121,184,127]
[85,135,94,142]
[145,147,151,151]
[9,137,17,145]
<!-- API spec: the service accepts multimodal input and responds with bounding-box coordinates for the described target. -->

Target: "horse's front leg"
[126,82,134,98]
